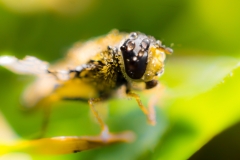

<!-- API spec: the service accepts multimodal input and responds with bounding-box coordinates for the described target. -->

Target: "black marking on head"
[120,33,150,79]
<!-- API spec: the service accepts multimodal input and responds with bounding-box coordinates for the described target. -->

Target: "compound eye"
[120,35,149,79]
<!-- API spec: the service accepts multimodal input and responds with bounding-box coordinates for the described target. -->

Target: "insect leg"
[32,94,60,138]
[37,106,51,138]
[127,91,156,125]
[88,98,110,142]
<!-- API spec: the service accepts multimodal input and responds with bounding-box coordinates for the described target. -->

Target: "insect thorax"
[78,49,125,95]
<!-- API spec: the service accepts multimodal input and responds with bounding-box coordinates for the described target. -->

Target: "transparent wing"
[0,56,68,108]
[0,56,49,75]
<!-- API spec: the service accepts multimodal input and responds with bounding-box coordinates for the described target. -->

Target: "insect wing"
[0,56,49,75]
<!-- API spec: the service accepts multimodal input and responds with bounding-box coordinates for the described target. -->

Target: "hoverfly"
[0,30,172,154]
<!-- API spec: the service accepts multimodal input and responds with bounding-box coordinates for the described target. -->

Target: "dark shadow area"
[190,121,240,160]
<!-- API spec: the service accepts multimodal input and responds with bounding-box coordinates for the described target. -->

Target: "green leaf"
[152,55,240,160]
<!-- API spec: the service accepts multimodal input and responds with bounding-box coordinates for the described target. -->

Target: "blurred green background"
[0,0,240,160]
